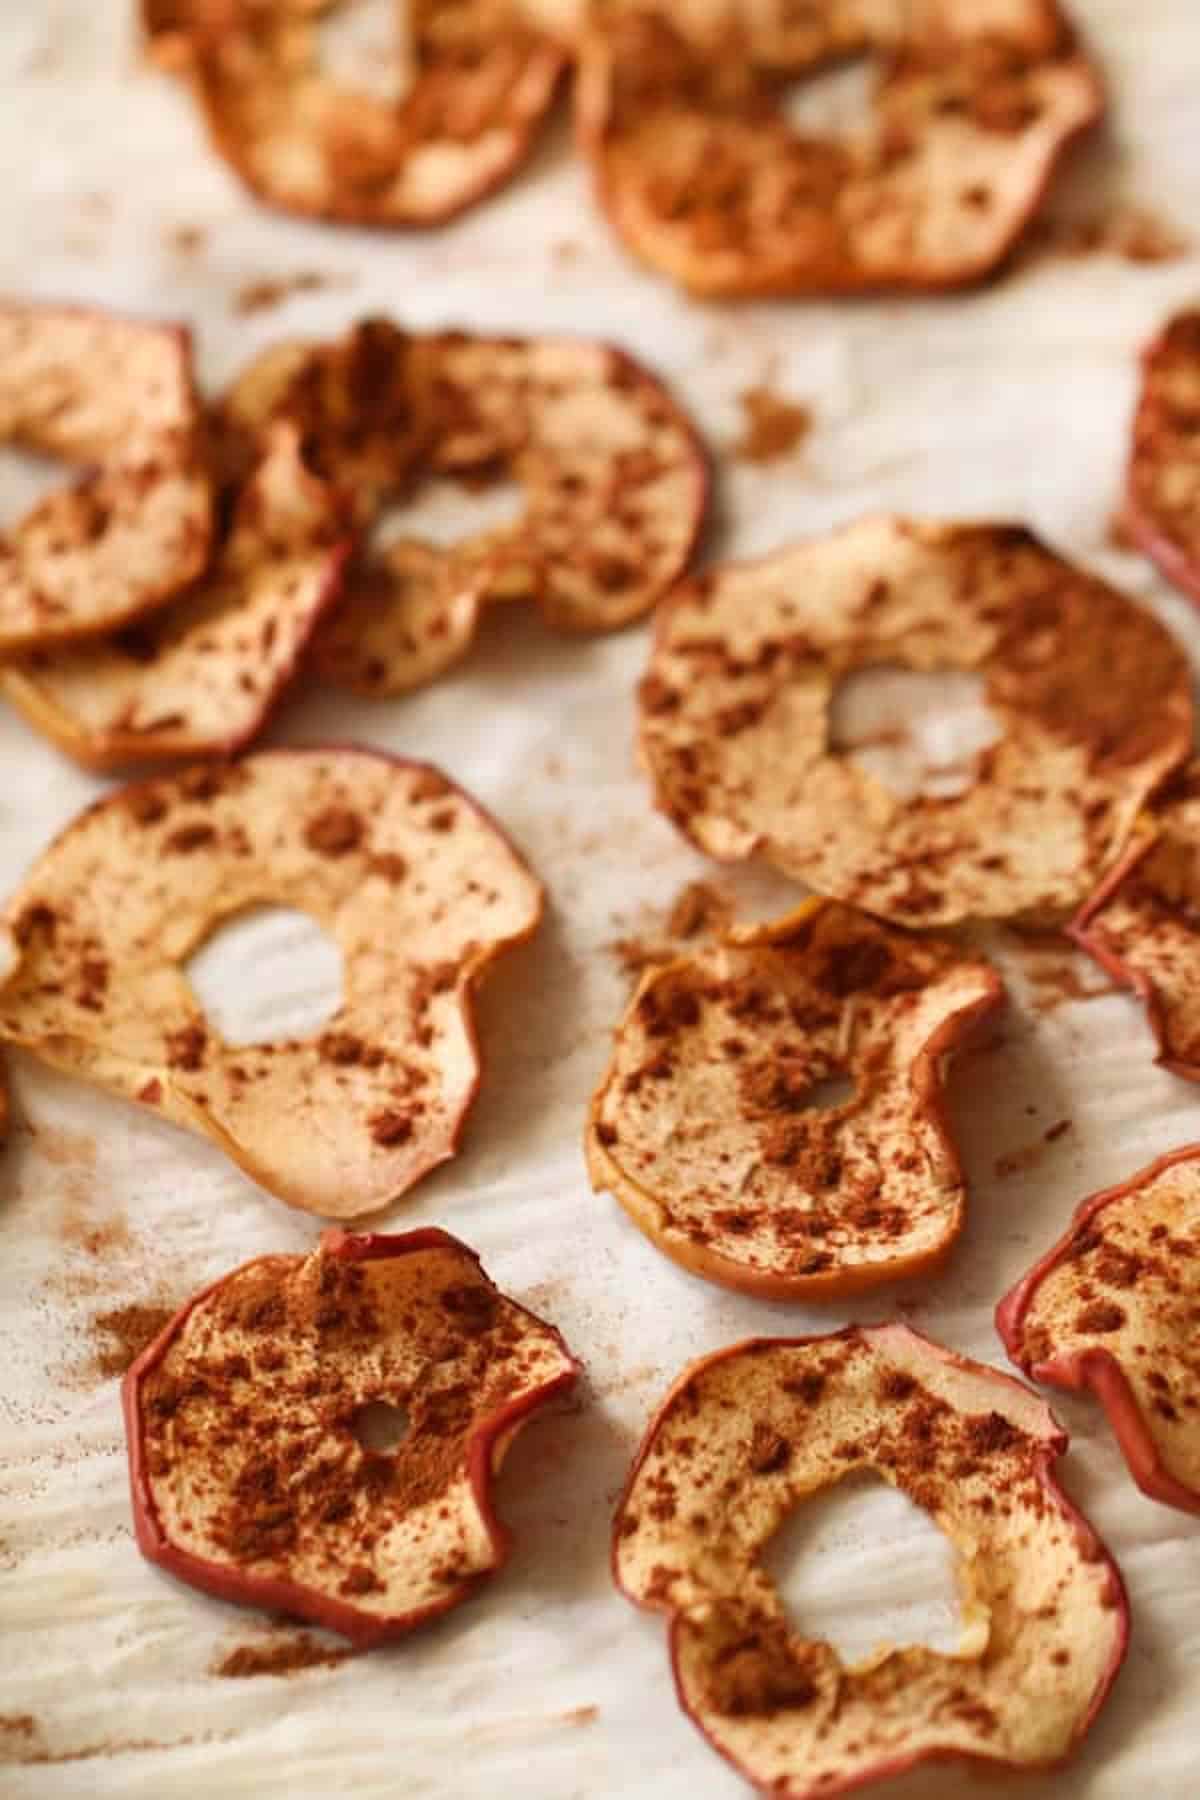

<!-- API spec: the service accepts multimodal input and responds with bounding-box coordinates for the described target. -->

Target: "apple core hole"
[185,906,344,1047]
[828,665,1002,802]
[353,1399,411,1454]
[317,0,414,107]
[0,443,69,529]
[374,473,525,554]
[764,1469,963,1666]
[781,56,875,141]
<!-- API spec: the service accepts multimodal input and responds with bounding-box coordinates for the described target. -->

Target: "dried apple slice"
[0,425,350,770]
[1124,311,1200,606]
[1070,761,1200,1079]
[639,515,1192,926]
[125,1227,579,1644]
[0,302,212,649]
[145,0,567,228]
[997,1146,1200,1513]
[587,899,1003,1299]
[0,749,542,1217]
[615,1326,1128,1796]
[577,0,1102,298]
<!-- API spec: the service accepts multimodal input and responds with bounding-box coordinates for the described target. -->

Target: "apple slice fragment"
[577,0,1102,298]
[1124,310,1200,605]
[615,1326,1128,1797]
[125,1227,579,1645]
[0,302,212,649]
[997,1145,1200,1514]
[587,899,1003,1299]
[143,0,567,228]
[638,515,1192,926]
[1,424,350,770]
[0,748,542,1218]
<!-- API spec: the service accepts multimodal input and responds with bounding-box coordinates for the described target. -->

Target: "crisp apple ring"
[587,899,1003,1299]
[144,0,568,227]
[1,424,350,771]
[576,0,1102,297]
[1124,310,1200,606]
[615,1326,1128,1798]
[639,515,1193,926]
[0,748,542,1218]
[998,1146,1200,1515]
[0,302,212,650]
[125,1227,579,1645]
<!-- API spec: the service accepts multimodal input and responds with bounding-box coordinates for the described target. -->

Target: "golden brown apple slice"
[615,1327,1128,1797]
[998,1145,1200,1514]
[0,749,542,1217]
[587,898,1003,1298]
[125,1227,579,1645]
[1124,311,1200,606]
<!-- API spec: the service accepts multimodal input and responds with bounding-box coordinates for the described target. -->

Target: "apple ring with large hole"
[587,900,1003,1299]
[125,1227,580,1645]
[1124,311,1200,607]
[576,0,1102,298]
[143,0,568,228]
[0,302,212,650]
[0,424,351,771]
[998,1145,1200,1514]
[639,515,1192,927]
[1070,761,1200,1080]
[0,749,542,1217]
[614,1326,1128,1798]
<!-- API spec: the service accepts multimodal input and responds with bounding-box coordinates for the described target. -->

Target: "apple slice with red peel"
[1070,761,1200,1080]
[577,0,1102,298]
[0,748,542,1218]
[587,898,1004,1299]
[143,0,567,228]
[124,1227,580,1645]
[638,515,1193,926]
[615,1326,1128,1798]
[0,424,350,771]
[1124,311,1200,606]
[0,302,212,649]
[997,1145,1200,1514]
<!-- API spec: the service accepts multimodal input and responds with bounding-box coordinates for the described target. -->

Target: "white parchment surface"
[2,4,1200,1795]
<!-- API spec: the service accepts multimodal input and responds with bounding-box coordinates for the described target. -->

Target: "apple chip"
[1,425,350,771]
[614,1327,1128,1796]
[125,1227,579,1644]
[998,1146,1200,1514]
[639,515,1192,926]
[1125,310,1200,606]
[587,899,1003,1299]
[144,0,567,227]
[0,302,212,649]
[0,749,542,1218]
[1070,761,1200,1080]
[576,0,1102,297]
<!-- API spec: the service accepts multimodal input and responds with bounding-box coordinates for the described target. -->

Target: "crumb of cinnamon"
[213,1635,353,1679]
[733,387,812,465]
[91,1302,176,1378]
[1027,205,1190,267]
[233,271,351,315]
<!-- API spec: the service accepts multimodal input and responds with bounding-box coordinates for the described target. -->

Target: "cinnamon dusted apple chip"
[998,1147,1200,1514]
[0,302,212,649]
[639,515,1192,926]
[0,749,542,1217]
[125,1227,579,1644]
[1070,762,1200,1080]
[588,900,1002,1298]
[576,0,1102,298]
[1124,311,1200,606]
[615,1327,1128,1797]
[145,0,567,228]
[0,425,350,770]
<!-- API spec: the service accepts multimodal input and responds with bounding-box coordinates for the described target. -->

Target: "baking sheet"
[3,2,1200,1794]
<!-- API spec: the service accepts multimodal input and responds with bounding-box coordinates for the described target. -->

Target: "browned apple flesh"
[998,1145,1200,1513]
[587,899,1004,1298]
[615,1326,1128,1797]
[0,302,212,649]
[577,0,1102,297]
[125,1227,579,1644]
[638,515,1192,926]
[1125,311,1200,605]
[0,749,542,1217]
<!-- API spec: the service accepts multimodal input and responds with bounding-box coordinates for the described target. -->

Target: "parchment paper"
[2,4,1200,1795]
